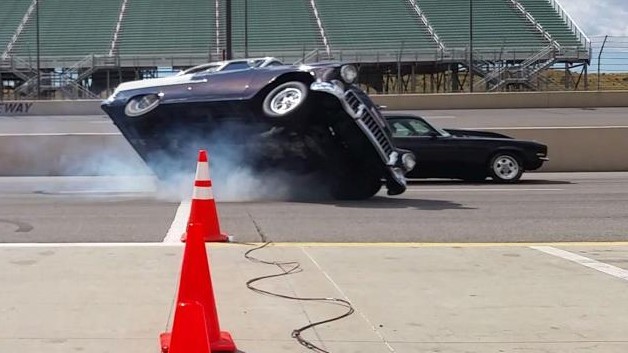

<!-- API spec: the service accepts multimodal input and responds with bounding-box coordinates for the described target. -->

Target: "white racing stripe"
[162,201,190,243]
[405,188,563,192]
[531,246,628,281]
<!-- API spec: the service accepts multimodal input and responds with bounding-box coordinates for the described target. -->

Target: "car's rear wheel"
[489,152,523,183]
[262,81,309,121]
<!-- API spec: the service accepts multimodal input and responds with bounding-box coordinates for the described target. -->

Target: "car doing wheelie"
[101,59,415,200]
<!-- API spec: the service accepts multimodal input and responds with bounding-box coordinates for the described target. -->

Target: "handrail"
[509,0,561,51]
[548,0,590,49]
[479,45,557,90]
[215,0,222,57]
[309,0,331,57]
[109,0,129,56]
[407,0,445,51]
[2,0,40,60]
[294,49,322,64]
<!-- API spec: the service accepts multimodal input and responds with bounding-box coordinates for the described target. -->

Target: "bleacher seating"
[517,0,583,48]
[416,0,548,50]
[117,0,216,56]
[228,0,324,56]
[11,0,120,57]
[314,0,438,52]
[0,0,589,64]
[0,0,32,55]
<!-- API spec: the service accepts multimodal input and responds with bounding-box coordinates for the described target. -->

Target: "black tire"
[262,81,309,120]
[330,173,383,200]
[489,152,523,183]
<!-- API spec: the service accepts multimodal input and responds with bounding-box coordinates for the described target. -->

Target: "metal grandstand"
[0,0,591,99]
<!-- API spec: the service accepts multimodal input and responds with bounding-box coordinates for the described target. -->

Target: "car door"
[388,117,461,178]
[189,62,256,101]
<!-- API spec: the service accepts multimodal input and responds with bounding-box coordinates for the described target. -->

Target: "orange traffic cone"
[181,150,229,242]
[160,302,211,353]
[161,221,236,353]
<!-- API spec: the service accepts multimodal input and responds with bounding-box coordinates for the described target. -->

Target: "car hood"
[444,128,512,139]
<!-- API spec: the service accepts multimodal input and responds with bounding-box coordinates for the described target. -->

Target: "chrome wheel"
[490,154,522,182]
[269,87,303,115]
[262,81,308,119]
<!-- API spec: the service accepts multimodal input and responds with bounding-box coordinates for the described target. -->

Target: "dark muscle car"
[101,59,415,199]
[386,114,548,183]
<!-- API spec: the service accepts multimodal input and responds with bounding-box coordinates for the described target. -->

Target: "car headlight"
[402,153,416,171]
[340,65,358,84]
[124,94,160,117]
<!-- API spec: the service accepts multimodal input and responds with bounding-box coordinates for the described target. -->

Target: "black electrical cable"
[241,212,355,353]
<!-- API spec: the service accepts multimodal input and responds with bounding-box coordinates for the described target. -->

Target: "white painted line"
[163,201,191,243]
[405,188,563,192]
[0,132,121,136]
[301,247,396,352]
[531,246,628,281]
[0,242,182,248]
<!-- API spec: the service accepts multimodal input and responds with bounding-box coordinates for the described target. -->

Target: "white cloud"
[557,0,628,37]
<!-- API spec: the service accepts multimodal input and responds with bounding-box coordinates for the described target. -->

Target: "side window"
[390,118,436,137]
[223,62,251,71]
[390,121,413,137]
[408,119,435,136]
[266,61,283,66]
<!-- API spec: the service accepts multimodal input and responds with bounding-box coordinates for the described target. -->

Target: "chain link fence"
[590,35,628,90]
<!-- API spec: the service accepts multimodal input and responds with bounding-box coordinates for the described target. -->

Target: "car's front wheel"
[489,152,523,183]
[262,81,309,121]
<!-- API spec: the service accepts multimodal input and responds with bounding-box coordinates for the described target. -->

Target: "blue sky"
[558,0,628,72]
[558,0,628,37]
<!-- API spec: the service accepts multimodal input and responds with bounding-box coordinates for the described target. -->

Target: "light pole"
[36,0,41,99]
[244,0,248,57]
[225,0,232,59]
[469,0,474,92]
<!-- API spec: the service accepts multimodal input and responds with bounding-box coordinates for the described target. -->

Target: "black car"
[385,114,549,183]
[101,59,415,199]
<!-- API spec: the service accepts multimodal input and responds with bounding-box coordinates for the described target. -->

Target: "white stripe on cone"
[195,161,210,181]
[193,186,214,200]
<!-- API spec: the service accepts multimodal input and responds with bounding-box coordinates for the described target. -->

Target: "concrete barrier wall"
[0,135,148,176]
[0,127,626,176]
[2,91,628,117]
[1,95,627,175]
[487,127,628,172]
[0,100,103,116]
[372,91,628,110]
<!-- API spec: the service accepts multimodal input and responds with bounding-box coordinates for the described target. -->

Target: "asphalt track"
[0,172,627,243]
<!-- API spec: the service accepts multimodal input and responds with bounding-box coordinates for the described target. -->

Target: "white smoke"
[71,124,332,202]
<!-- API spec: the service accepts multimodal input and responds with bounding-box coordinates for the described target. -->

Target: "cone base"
[180,232,229,243]
[161,331,236,353]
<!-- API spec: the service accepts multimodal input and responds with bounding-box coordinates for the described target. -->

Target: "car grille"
[344,90,395,162]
